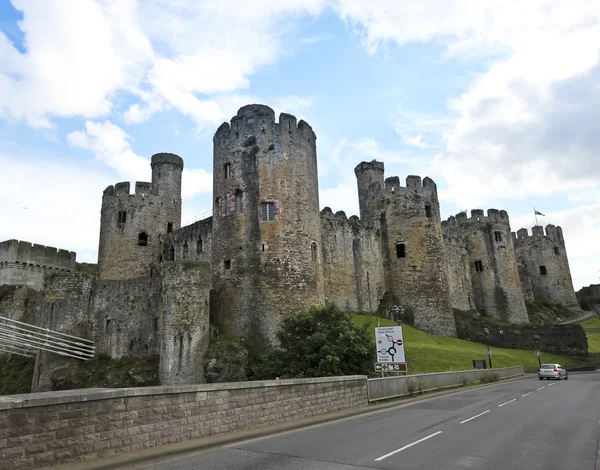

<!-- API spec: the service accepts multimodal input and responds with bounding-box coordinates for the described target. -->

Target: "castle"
[0,104,581,389]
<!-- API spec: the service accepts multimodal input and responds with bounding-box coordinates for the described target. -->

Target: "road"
[130,373,600,470]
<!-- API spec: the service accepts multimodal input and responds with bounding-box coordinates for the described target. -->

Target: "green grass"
[352,315,585,374]
[578,315,600,331]
[586,334,600,353]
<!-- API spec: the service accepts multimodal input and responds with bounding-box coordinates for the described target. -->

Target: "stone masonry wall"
[454,311,589,358]
[0,375,367,470]
[163,217,212,264]
[514,225,579,309]
[320,209,384,312]
[443,238,475,312]
[160,262,211,385]
[0,240,76,291]
[211,105,325,345]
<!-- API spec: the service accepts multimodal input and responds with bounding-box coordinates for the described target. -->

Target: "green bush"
[251,303,373,380]
[479,372,499,384]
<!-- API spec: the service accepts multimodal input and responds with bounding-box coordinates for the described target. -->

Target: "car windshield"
[541,364,555,369]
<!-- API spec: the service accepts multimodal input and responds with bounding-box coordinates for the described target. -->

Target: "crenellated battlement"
[213,104,316,148]
[442,208,510,227]
[103,181,155,199]
[354,160,385,176]
[0,239,76,269]
[512,224,565,244]
[382,175,438,196]
[320,207,376,230]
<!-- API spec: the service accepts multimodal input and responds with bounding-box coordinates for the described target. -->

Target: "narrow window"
[494,231,502,242]
[182,242,188,259]
[539,265,547,275]
[153,317,158,334]
[167,222,173,233]
[311,243,318,262]
[224,196,229,214]
[475,260,484,272]
[117,210,127,224]
[105,319,111,331]
[468,296,472,309]
[554,247,559,255]
[235,191,243,212]
[138,232,148,246]
[224,260,231,279]
[224,163,232,179]
[396,243,406,258]
[215,197,222,215]
[169,246,175,261]
[261,242,267,252]
[425,205,432,218]
[197,238,203,254]
[261,202,276,221]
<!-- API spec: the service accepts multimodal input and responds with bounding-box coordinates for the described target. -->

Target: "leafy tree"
[251,303,373,379]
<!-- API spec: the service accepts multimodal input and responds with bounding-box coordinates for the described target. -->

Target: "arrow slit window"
[396,243,406,258]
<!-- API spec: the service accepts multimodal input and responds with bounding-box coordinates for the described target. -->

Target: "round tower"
[211,104,325,345]
[97,153,183,280]
[514,224,579,309]
[382,174,457,336]
[354,160,385,222]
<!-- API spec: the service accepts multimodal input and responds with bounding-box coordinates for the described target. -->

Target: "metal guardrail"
[181,210,213,227]
[0,316,95,360]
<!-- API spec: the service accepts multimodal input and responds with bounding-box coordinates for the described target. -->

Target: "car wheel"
[539,377,543,380]
[565,374,568,380]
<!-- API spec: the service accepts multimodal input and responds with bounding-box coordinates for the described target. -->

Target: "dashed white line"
[498,398,517,407]
[460,410,490,424]
[547,383,555,387]
[374,431,443,461]
[537,386,546,391]
[521,391,533,397]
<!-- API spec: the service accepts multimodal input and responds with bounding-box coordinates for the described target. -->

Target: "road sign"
[535,350,541,356]
[485,350,492,355]
[375,326,405,363]
[375,362,407,372]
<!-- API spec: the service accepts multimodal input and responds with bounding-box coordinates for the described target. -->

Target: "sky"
[1,0,599,290]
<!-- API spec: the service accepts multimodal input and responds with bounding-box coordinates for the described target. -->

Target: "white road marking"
[460,410,490,424]
[374,431,443,461]
[498,398,517,407]
[521,391,533,397]
[547,383,555,387]
[537,386,545,391]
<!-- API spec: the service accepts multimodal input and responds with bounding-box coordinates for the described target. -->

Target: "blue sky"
[1,0,600,290]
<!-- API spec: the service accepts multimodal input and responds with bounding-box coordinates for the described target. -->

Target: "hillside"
[352,315,585,374]
[576,314,600,354]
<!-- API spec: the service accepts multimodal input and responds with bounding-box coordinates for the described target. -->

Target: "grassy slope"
[577,315,600,330]
[575,315,600,353]
[352,315,585,374]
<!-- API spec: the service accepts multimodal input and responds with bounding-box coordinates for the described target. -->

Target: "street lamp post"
[533,334,541,367]
[483,327,493,369]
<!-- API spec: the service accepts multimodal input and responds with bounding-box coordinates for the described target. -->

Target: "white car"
[538,363,568,380]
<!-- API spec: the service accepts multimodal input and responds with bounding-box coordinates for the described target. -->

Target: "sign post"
[374,325,407,374]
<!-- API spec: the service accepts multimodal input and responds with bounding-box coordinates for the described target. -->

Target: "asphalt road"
[130,373,600,470]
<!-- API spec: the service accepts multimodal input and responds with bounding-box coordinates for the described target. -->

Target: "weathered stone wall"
[320,209,384,313]
[0,375,367,470]
[163,217,212,264]
[0,240,76,291]
[211,105,325,345]
[379,173,456,336]
[97,154,183,281]
[577,283,600,310]
[0,285,43,324]
[92,278,161,359]
[443,237,475,311]
[514,225,579,309]
[454,311,589,358]
[443,210,529,324]
[354,160,385,223]
[160,262,211,385]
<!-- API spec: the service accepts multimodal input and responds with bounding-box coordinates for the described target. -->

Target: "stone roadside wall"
[368,366,524,401]
[0,376,367,470]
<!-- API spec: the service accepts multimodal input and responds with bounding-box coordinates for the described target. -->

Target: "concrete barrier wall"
[0,376,367,470]
[367,366,524,402]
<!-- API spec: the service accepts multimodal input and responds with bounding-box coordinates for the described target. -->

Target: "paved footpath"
[125,373,600,470]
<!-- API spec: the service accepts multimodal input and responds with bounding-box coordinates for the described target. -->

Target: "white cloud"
[67,120,212,199]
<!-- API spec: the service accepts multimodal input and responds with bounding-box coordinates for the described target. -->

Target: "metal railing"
[181,210,213,227]
[0,316,95,361]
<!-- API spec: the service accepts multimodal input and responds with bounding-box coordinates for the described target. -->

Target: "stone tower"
[211,104,325,345]
[355,161,456,337]
[513,224,579,309]
[98,153,183,280]
[443,209,529,324]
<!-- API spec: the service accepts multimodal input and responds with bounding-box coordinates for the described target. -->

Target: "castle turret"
[443,209,529,324]
[513,224,579,309]
[211,104,325,345]
[354,160,385,222]
[98,153,184,280]
[376,169,456,336]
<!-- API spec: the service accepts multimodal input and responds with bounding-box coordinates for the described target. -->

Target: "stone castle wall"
[0,240,76,291]
[514,225,579,308]
[443,236,475,311]
[443,210,529,324]
[159,261,211,385]
[163,217,213,264]
[97,154,183,281]
[211,105,325,345]
[320,209,384,313]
